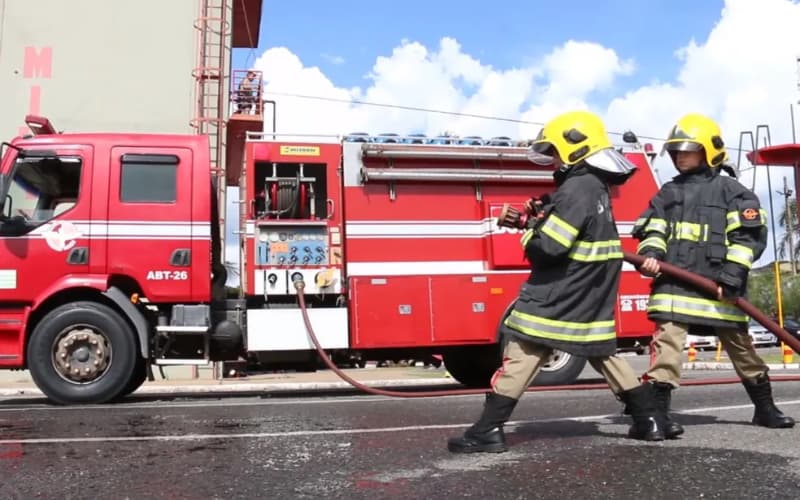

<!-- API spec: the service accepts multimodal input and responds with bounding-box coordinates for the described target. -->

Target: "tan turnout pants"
[646,321,767,387]
[491,337,641,399]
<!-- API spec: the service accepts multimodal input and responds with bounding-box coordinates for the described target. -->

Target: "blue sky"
[233,0,725,102]
[224,0,800,270]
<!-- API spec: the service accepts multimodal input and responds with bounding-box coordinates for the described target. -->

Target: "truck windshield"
[5,156,81,224]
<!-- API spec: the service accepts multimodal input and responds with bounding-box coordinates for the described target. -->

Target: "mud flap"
[103,286,149,359]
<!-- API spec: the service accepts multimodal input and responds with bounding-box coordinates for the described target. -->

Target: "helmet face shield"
[527,143,556,166]
[661,140,703,156]
[530,140,553,154]
[584,148,637,175]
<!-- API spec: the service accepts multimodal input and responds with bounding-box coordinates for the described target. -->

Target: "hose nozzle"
[497,203,525,230]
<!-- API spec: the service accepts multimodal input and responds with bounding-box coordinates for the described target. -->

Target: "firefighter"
[630,112,795,439]
[447,110,668,454]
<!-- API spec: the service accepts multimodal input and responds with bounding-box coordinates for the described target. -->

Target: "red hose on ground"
[293,250,800,399]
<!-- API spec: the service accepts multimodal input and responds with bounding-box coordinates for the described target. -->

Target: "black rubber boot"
[447,393,518,453]
[652,382,684,439]
[742,375,796,428]
[620,384,666,441]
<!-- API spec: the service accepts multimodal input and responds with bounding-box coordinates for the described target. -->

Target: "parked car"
[748,320,778,347]
[771,317,800,342]
[684,333,718,351]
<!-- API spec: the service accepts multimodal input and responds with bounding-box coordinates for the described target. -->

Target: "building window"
[120,154,178,203]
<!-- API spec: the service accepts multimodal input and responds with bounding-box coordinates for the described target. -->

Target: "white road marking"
[1,399,799,446]
[1,386,800,413]
[0,395,409,412]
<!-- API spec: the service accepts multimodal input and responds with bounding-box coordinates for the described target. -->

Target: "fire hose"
[291,204,800,398]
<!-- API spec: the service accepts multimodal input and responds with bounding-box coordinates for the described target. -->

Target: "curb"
[683,362,800,370]
[0,377,459,398]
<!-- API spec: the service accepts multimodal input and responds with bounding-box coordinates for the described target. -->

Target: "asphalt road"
[1,368,800,500]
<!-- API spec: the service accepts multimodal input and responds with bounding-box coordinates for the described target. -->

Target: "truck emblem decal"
[741,208,758,221]
[43,221,83,252]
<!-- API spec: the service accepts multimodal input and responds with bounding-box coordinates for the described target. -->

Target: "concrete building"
[0,0,265,379]
[0,0,264,180]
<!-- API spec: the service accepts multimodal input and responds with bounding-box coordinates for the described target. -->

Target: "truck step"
[153,359,211,366]
[155,325,209,334]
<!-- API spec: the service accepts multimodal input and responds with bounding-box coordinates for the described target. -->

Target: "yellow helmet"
[662,113,726,167]
[529,110,613,166]
[528,109,637,179]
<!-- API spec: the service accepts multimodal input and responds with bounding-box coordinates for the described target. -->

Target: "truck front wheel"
[27,301,138,405]
[115,355,147,400]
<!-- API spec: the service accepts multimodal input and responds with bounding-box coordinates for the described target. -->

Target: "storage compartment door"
[350,276,431,348]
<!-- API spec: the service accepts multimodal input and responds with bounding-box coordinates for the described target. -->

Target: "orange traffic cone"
[782,343,794,364]
[687,343,697,363]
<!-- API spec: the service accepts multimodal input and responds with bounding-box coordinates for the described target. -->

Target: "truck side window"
[120,154,178,203]
[4,155,82,233]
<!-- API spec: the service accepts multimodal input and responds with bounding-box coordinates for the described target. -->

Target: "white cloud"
[251,36,634,141]
[541,40,635,101]
[227,0,800,273]
[603,0,800,265]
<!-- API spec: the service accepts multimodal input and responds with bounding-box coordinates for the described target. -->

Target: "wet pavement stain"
[0,435,797,499]
[2,382,800,498]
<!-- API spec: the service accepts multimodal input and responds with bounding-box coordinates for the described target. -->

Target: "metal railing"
[230,69,264,116]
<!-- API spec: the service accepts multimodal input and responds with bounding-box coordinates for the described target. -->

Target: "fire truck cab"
[0,114,662,405]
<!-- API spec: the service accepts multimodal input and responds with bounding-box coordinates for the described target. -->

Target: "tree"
[747,271,800,320]
[777,197,799,263]
[747,272,778,317]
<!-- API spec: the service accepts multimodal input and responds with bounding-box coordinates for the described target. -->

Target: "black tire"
[495,299,587,387]
[443,344,502,388]
[498,301,586,386]
[27,301,138,405]
[530,351,586,386]
[405,298,594,388]
[115,354,147,400]
[442,342,587,387]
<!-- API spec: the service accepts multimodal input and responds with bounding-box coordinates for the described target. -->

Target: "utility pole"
[780,176,797,275]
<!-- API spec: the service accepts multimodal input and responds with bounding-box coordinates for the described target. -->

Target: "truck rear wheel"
[442,344,501,388]
[530,350,586,386]
[27,301,138,405]
[442,343,586,388]
[499,301,587,386]
[443,301,588,388]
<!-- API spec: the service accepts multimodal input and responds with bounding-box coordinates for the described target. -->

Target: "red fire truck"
[0,113,661,405]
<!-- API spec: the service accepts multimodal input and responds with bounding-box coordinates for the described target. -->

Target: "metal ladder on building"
[192,0,230,233]
[191,0,231,380]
